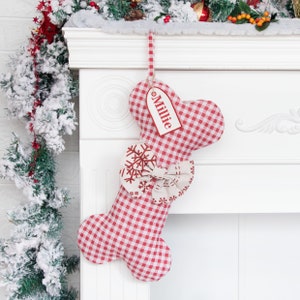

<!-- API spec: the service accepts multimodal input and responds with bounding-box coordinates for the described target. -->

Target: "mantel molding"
[63,27,300,71]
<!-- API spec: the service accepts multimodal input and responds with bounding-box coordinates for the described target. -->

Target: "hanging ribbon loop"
[147,32,155,86]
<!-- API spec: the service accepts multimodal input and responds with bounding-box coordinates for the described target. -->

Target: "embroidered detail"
[120,143,194,204]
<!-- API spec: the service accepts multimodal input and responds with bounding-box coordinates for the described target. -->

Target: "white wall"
[0,0,80,298]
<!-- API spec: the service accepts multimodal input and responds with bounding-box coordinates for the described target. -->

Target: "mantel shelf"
[63,27,300,70]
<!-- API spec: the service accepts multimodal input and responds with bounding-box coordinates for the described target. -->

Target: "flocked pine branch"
[0,136,79,299]
[0,0,80,299]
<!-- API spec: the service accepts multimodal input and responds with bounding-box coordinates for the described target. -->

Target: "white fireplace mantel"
[63,27,300,300]
[64,27,300,70]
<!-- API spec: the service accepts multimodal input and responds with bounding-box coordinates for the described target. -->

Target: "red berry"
[163,15,171,23]
[29,123,34,132]
[89,1,99,9]
[32,141,41,150]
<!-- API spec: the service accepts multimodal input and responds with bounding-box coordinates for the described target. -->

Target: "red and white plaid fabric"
[78,187,172,281]
[148,32,155,83]
[77,33,224,282]
[129,79,224,167]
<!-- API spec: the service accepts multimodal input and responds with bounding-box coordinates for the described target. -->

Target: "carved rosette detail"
[235,109,300,135]
[88,75,135,131]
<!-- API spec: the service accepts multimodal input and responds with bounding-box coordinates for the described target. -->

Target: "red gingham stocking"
[77,33,225,281]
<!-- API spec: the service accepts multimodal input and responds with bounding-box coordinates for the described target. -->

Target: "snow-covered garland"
[0,1,80,299]
[0,0,297,299]
[73,0,294,26]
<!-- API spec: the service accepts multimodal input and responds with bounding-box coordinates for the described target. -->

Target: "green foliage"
[209,0,236,22]
[106,0,131,20]
[159,0,171,13]
[69,70,79,99]
[59,287,79,300]
[16,271,46,299]
[71,0,82,12]
[13,274,78,300]
[9,203,61,229]
[255,19,270,30]
[0,74,13,92]
[255,13,277,31]
[238,1,251,14]
[63,255,80,275]
[286,0,295,17]
[39,34,69,66]
[38,73,53,101]
[1,135,31,179]
[0,134,77,298]
[231,1,260,18]
[31,145,56,192]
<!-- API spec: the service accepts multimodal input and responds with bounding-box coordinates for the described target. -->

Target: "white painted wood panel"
[63,29,300,70]
[80,69,300,164]
[79,69,140,140]
[151,215,239,300]
[80,140,300,214]
[152,214,300,300]
[80,139,150,300]
[239,214,300,300]
[66,29,300,300]
[80,69,300,214]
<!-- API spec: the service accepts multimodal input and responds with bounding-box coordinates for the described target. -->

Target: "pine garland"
[106,0,132,20]
[208,0,237,22]
[0,1,79,299]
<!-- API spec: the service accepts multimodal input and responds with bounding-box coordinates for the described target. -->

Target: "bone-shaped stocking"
[78,79,224,281]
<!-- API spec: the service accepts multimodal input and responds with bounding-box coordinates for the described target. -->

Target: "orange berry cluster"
[227,11,270,27]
